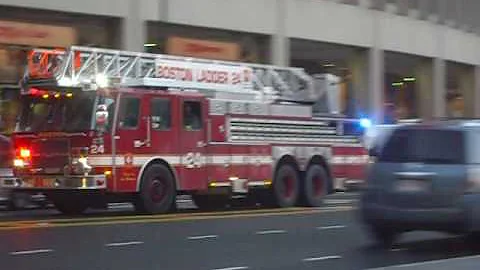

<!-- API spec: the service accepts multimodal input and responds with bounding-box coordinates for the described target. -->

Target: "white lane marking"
[10,249,53,255]
[187,235,218,240]
[212,267,249,270]
[303,255,342,262]
[255,230,287,235]
[177,199,192,203]
[390,248,408,252]
[108,203,132,209]
[105,241,144,247]
[364,254,480,269]
[324,199,357,204]
[316,225,347,230]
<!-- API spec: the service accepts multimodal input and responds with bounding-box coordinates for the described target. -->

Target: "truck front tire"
[135,164,176,214]
[51,195,88,215]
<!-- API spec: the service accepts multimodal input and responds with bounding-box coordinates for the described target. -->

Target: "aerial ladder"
[22,46,343,115]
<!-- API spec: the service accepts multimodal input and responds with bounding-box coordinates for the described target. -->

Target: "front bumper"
[1,174,107,190]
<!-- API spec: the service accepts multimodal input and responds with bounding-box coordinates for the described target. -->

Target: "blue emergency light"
[360,118,372,129]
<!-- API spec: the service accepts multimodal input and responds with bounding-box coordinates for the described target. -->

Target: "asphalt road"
[1,192,480,270]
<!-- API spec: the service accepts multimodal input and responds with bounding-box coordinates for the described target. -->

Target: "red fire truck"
[1,46,369,214]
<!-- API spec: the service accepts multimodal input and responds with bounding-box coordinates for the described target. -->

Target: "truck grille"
[29,138,70,174]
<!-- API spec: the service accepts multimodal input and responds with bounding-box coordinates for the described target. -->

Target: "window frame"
[150,97,172,131]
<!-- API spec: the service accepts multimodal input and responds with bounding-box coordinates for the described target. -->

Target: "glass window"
[118,97,140,129]
[17,91,96,133]
[151,98,171,130]
[379,128,466,164]
[183,101,202,130]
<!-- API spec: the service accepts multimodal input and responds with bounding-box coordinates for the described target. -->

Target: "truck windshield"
[16,92,97,133]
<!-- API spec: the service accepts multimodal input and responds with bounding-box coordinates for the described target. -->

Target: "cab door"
[178,97,207,190]
[113,93,147,192]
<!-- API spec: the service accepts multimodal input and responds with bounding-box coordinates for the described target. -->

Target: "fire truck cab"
[1,47,369,215]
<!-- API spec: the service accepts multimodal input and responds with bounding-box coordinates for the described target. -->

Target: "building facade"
[0,0,479,126]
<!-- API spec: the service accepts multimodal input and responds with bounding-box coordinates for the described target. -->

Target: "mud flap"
[334,178,346,191]
[334,178,365,192]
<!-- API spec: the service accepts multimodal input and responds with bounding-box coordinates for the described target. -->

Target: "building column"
[433,58,446,118]
[459,65,475,117]
[474,66,480,117]
[122,0,147,51]
[415,59,433,119]
[270,0,289,66]
[415,57,446,119]
[368,47,384,124]
[368,4,385,124]
[348,49,369,117]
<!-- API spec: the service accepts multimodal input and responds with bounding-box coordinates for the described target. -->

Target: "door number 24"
[184,152,203,168]
[90,144,105,154]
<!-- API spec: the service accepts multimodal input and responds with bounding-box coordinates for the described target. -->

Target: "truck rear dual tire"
[134,164,176,214]
[273,164,300,208]
[300,164,328,207]
[268,163,328,208]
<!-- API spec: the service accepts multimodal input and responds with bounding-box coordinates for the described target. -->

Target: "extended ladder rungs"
[24,46,319,104]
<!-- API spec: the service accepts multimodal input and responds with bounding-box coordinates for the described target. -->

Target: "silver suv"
[360,120,480,247]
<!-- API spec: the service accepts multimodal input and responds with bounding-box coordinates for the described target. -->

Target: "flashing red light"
[19,148,31,158]
[29,88,40,95]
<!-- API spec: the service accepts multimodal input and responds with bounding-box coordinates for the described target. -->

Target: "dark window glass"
[151,98,171,130]
[379,128,465,164]
[18,91,96,133]
[183,101,202,130]
[119,97,140,129]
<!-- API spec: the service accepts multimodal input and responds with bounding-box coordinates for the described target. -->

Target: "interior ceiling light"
[143,43,157,47]
[392,82,404,87]
[403,77,416,82]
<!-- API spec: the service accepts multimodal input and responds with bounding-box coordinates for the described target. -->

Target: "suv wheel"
[369,225,398,249]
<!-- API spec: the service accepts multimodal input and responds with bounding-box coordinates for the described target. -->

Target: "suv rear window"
[378,128,465,164]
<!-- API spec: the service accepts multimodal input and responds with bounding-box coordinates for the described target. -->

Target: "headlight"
[13,159,25,167]
[72,156,92,175]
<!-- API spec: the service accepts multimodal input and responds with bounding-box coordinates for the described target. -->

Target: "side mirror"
[95,104,109,132]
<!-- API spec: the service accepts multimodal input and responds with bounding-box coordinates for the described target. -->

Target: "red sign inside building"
[166,36,241,61]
